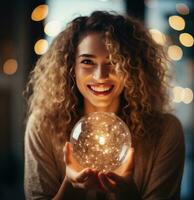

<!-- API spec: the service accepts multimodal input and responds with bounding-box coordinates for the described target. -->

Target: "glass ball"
[70,112,131,172]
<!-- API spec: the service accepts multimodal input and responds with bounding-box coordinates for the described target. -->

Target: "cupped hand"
[63,142,100,191]
[98,148,139,198]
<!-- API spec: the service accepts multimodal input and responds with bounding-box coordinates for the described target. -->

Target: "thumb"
[63,142,73,165]
[123,147,134,171]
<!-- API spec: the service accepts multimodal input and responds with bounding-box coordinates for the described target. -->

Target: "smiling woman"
[75,33,124,113]
[24,11,185,200]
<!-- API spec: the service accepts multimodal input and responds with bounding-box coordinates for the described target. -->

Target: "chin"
[91,102,112,110]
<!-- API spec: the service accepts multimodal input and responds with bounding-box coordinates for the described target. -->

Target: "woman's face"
[75,32,124,113]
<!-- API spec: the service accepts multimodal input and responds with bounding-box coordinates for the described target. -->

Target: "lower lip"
[87,85,114,96]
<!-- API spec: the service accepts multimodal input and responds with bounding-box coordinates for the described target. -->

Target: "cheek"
[75,67,81,83]
[75,68,94,88]
[75,68,90,93]
[75,66,93,78]
[113,75,124,88]
[116,80,125,94]
[75,73,83,91]
[75,76,84,96]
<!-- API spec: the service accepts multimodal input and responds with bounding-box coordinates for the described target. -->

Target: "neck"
[84,98,120,115]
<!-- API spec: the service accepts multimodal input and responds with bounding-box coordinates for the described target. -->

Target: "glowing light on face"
[75,33,124,110]
[70,112,131,171]
[168,15,185,31]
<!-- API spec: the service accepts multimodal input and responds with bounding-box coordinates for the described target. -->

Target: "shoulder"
[25,112,38,134]
[25,112,65,154]
[162,113,182,127]
[157,113,185,155]
[25,112,53,148]
[25,112,41,138]
[144,113,184,144]
[161,113,184,138]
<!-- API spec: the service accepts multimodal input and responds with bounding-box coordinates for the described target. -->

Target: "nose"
[92,64,109,80]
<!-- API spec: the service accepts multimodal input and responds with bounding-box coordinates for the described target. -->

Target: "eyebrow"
[78,54,109,59]
[78,54,96,58]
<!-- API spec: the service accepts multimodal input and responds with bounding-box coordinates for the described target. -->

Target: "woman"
[24,11,185,200]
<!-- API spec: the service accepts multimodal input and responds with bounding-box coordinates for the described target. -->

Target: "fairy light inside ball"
[99,136,105,145]
[70,112,131,171]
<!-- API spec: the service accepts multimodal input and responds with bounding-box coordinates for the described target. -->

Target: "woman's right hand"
[63,142,100,191]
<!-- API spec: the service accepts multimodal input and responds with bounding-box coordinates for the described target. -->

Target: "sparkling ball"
[70,112,131,171]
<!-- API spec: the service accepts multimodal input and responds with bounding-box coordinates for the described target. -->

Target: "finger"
[72,170,98,190]
[81,179,98,190]
[76,168,92,182]
[106,172,127,188]
[98,172,116,193]
[66,167,89,183]
[63,142,73,153]
[77,168,99,182]
[63,142,76,165]
[63,142,72,165]
[63,142,69,165]
[72,180,95,190]
[123,147,135,171]
[106,172,123,183]
[72,182,86,189]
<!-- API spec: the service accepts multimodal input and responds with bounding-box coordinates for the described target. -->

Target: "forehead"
[76,32,109,56]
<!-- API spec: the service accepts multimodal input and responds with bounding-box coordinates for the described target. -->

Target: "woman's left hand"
[98,148,140,199]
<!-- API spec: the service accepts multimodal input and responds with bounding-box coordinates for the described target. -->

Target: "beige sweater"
[24,113,185,200]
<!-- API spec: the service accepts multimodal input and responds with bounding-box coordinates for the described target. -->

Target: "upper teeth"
[90,86,112,92]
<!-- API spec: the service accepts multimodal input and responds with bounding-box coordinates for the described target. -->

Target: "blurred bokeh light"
[3,59,18,75]
[176,3,189,15]
[167,45,183,61]
[182,88,193,104]
[179,33,194,47]
[31,4,49,21]
[149,28,166,45]
[44,20,62,37]
[168,15,185,31]
[172,86,193,104]
[34,39,49,55]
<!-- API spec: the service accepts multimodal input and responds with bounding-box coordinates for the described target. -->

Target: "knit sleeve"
[142,114,185,200]
[24,114,62,200]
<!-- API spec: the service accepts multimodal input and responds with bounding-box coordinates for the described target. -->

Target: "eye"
[81,59,94,65]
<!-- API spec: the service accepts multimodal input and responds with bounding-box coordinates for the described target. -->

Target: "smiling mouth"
[87,84,114,95]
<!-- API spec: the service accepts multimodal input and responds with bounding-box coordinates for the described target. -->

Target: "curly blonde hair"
[24,11,170,143]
